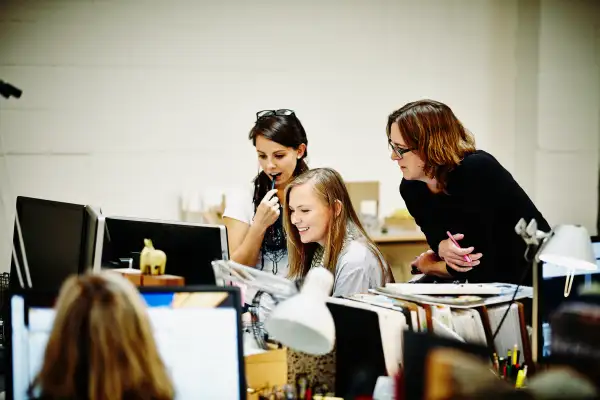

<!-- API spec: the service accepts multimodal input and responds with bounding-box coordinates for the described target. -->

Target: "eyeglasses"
[256,109,295,121]
[388,140,413,159]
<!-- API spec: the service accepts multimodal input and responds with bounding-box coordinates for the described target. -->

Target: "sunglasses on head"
[256,109,295,121]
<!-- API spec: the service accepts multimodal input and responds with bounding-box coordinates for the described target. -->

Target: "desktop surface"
[9,286,245,400]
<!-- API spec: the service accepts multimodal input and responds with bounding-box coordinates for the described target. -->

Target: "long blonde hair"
[29,272,174,400]
[284,168,393,284]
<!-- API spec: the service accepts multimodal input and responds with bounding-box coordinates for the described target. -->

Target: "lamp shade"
[538,225,597,271]
[264,267,335,355]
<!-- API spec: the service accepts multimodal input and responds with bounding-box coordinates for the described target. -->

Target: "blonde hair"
[283,168,393,284]
[29,272,174,400]
[386,99,476,192]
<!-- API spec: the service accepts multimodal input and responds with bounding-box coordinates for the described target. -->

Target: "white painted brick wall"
[533,0,600,233]
[0,0,598,272]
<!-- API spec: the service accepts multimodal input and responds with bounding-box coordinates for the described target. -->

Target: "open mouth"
[297,227,309,233]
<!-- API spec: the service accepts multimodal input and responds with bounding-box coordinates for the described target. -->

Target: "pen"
[512,344,518,365]
[268,174,280,237]
[446,231,472,263]
[492,353,500,373]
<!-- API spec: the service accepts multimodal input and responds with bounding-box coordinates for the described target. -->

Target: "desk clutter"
[109,239,187,287]
[243,282,534,399]
[4,195,600,399]
[345,283,533,365]
[245,346,338,400]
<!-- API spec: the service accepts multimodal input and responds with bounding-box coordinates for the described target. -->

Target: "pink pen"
[446,231,472,263]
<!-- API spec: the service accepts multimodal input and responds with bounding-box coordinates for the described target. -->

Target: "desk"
[106,268,185,287]
[369,229,430,283]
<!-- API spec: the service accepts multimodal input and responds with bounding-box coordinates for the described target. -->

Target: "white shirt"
[223,184,290,305]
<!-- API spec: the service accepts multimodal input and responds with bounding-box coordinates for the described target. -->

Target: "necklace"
[310,223,358,270]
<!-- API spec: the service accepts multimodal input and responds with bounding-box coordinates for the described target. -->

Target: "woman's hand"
[412,250,449,277]
[251,189,280,231]
[438,233,482,272]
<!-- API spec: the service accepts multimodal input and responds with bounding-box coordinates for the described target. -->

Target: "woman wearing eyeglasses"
[387,99,550,285]
[223,109,308,282]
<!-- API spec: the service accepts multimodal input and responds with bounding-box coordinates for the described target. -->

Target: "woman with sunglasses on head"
[387,99,550,286]
[284,168,394,296]
[223,109,308,282]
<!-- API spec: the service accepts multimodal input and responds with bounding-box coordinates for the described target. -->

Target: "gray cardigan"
[331,238,384,297]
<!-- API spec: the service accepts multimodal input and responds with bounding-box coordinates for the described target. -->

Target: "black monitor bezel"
[7,284,246,400]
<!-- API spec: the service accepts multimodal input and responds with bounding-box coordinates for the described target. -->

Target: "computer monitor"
[8,286,245,400]
[9,196,90,291]
[82,205,105,273]
[537,235,600,361]
[101,217,229,285]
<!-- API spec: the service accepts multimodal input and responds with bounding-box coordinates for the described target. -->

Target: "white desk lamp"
[212,260,336,355]
[515,219,597,297]
[514,218,598,363]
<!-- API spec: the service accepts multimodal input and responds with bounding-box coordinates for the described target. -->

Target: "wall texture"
[0,0,598,272]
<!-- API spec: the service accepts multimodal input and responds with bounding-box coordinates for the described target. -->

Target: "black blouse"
[400,150,550,285]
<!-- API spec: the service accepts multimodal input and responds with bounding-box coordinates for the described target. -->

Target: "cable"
[491,243,536,341]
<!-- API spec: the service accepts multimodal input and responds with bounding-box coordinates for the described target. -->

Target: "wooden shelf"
[369,229,427,244]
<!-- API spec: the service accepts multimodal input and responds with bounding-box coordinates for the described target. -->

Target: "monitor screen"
[82,206,105,273]
[10,287,245,400]
[9,196,88,291]
[100,217,228,285]
[539,238,600,359]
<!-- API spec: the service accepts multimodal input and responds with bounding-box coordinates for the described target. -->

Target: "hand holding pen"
[252,173,282,233]
[252,188,280,232]
[438,231,482,272]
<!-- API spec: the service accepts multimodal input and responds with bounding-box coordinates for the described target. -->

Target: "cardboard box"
[143,274,185,287]
[107,268,184,287]
[109,268,142,286]
[245,347,288,399]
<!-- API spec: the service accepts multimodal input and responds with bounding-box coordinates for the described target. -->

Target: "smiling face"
[255,135,306,187]
[288,181,333,246]
[389,122,426,181]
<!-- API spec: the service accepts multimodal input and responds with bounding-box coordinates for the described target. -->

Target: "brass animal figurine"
[139,239,167,275]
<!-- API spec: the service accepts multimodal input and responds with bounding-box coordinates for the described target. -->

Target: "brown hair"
[283,168,393,284]
[386,99,476,192]
[29,272,174,400]
[249,112,309,210]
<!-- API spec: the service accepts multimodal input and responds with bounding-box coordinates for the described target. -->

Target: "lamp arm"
[211,260,299,302]
[249,290,277,350]
[515,218,552,262]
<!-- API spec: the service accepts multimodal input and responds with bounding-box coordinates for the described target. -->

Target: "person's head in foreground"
[283,168,393,294]
[29,272,174,400]
[386,99,476,192]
